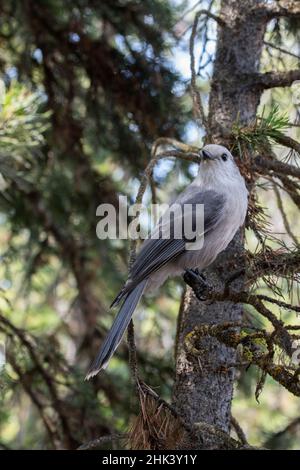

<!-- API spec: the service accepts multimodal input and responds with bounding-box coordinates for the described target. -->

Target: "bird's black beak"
[201,149,213,161]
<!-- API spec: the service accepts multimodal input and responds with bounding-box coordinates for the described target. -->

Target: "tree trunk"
[173,0,268,448]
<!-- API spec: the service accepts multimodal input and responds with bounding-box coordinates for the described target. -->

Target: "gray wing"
[111,189,225,306]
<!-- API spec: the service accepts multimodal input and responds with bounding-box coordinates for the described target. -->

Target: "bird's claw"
[183,269,212,301]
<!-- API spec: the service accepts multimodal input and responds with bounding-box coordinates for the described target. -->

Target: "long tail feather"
[85,279,148,379]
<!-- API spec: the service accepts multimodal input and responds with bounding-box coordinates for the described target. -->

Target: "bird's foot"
[183,268,212,301]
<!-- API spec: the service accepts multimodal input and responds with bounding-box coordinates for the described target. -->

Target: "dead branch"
[78,433,127,450]
[230,415,248,445]
[176,6,226,40]
[129,381,256,450]
[126,138,201,395]
[248,248,300,282]
[189,12,213,131]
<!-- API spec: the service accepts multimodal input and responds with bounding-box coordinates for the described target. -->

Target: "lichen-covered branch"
[185,322,300,396]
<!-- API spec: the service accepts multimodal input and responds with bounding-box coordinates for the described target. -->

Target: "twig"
[249,248,300,282]
[230,416,248,445]
[255,293,300,314]
[137,381,256,449]
[193,421,256,450]
[126,138,201,390]
[264,41,300,61]
[185,322,300,396]
[273,134,300,155]
[176,7,225,40]
[273,183,299,245]
[78,433,127,450]
[189,12,212,132]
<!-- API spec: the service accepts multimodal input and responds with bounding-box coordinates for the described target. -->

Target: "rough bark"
[173,0,271,448]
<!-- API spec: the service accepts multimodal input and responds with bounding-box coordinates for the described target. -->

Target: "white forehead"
[202,144,231,157]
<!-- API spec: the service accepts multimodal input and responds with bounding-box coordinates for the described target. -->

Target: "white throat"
[192,161,246,195]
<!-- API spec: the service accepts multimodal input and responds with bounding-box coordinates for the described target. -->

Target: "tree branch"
[230,416,248,446]
[126,138,201,402]
[130,381,257,450]
[254,155,300,179]
[249,248,300,282]
[189,12,211,131]
[264,41,300,61]
[183,273,294,356]
[252,70,300,90]
[78,434,127,450]
[272,134,300,155]
[185,322,300,397]
[273,183,299,245]
[263,1,300,19]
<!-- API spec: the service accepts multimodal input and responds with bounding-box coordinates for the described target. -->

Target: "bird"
[86,144,248,379]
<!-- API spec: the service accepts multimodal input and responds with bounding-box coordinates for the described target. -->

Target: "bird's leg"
[183,268,212,301]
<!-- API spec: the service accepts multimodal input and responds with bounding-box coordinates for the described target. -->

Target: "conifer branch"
[251,70,300,90]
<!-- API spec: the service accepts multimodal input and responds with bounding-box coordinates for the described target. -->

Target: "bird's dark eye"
[221,153,227,161]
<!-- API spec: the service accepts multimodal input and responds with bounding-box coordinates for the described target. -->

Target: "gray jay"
[86,144,248,379]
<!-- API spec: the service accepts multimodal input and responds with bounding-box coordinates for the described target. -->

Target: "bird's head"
[197,144,241,185]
